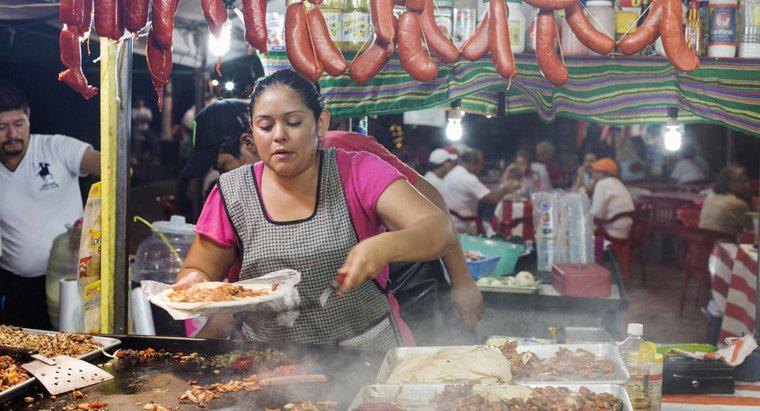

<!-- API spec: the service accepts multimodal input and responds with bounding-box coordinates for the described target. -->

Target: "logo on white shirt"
[36,162,59,191]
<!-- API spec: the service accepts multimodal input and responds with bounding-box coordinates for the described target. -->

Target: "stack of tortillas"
[385,346,513,384]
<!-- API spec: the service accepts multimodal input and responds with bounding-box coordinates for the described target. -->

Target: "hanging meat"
[285,2,324,82]
[488,0,516,79]
[618,0,663,55]
[419,0,459,63]
[125,0,150,33]
[58,0,97,99]
[397,12,438,82]
[93,0,122,40]
[242,0,268,53]
[535,10,568,86]
[659,0,700,71]
[564,2,615,55]
[146,31,173,111]
[201,0,228,39]
[307,7,348,76]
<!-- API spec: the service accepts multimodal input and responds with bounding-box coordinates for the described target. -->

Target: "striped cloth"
[259,52,760,136]
[720,245,758,341]
[492,200,534,240]
[663,381,760,409]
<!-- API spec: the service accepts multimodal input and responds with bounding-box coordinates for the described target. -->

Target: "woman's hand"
[451,280,484,330]
[336,237,389,294]
[173,269,211,290]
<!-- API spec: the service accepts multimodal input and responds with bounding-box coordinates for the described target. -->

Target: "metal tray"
[477,284,540,294]
[0,329,121,402]
[348,383,633,411]
[375,344,629,385]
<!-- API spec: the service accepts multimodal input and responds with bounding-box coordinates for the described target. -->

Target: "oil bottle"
[342,0,371,50]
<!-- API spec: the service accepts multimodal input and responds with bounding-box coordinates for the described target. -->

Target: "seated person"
[699,165,753,236]
[572,151,598,194]
[671,145,707,184]
[445,149,518,233]
[424,148,458,200]
[502,150,544,195]
[589,158,635,239]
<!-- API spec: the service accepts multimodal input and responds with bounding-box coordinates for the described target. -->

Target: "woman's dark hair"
[0,79,29,113]
[713,165,746,195]
[218,137,241,159]
[514,149,532,163]
[248,70,323,119]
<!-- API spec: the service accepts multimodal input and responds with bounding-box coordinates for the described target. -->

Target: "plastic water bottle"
[739,0,760,57]
[618,323,654,410]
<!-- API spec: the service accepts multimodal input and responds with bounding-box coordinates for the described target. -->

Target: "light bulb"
[210,79,219,87]
[224,81,235,91]
[446,119,463,141]
[663,124,682,152]
[208,23,232,56]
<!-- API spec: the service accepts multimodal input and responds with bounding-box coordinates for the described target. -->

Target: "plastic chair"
[449,209,486,236]
[496,216,531,239]
[676,206,701,228]
[595,206,651,285]
[678,227,735,316]
[638,195,694,237]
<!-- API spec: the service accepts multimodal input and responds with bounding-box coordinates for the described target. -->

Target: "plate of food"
[143,269,302,320]
[476,271,541,293]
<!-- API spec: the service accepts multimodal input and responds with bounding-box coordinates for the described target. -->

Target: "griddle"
[1,335,385,410]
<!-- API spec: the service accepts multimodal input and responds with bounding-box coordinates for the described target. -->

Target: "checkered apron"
[218,148,401,349]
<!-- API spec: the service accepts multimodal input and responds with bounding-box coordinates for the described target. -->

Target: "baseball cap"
[443,145,459,155]
[590,158,619,177]
[429,148,458,165]
[180,98,251,178]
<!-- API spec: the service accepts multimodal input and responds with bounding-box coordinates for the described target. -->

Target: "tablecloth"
[492,200,533,240]
[709,243,759,341]
[663,381,760,409]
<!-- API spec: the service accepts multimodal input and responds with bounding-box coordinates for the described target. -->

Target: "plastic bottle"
[586,0,616,55]
[45,223,81,330]
[561,16,589,56]
[738,0,760,57]
[453,4,478,47]
[686,0,705,55]
[618,323,654,410]
[435,0,455,38]
[321,0,344,50]
[647,343,664,411]
[342,0,371,51]
[708,0,739,57]
[478,0,526,52]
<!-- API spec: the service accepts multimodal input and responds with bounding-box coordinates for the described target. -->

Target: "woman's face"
[250,85,328,177]
[583,153,597,167]
[514,155,528,175]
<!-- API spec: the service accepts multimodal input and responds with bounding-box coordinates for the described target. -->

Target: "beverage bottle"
[618,323,654,410]
[342,0,371,51]
[738,0,760,57]
[321,0,344,50]
[686,0,705,55]
[708,0,739,57]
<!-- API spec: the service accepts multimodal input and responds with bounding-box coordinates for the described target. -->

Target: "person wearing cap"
[589,158,635,239]
[180,98,259,181]
[425,148,457,199]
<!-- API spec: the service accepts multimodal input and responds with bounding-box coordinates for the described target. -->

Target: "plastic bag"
[142,269,302,325]
[77,183,102,333]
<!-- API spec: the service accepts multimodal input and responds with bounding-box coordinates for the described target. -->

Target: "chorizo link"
[535,10,568,86]
[201,0,228,39]
[60,0,82,27]
[151,0,178,49]
[522,0,577,10]
[242,0,268,53]
[461,12,490,61]
[76,0,93,34]
[564,2,615,55]
[660,0,699,71]
[488,0,516,79]
[397,12,438,82]
[94,0,120,40]
[349,37,395,84]
[617,0,663,55]
[420,0,459,63]
[308,7,348,76]
[285,2,324,83]
[370,0,396,45]
[146,31,173,111]
[405,0,425,12]
[125,0,150,33]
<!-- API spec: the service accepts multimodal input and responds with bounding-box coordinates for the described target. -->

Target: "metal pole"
[726,128,735,165]
[193,29,209,216]
[114,39,133,334]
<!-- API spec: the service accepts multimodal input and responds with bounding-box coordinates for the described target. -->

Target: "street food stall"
[1,0,759,409]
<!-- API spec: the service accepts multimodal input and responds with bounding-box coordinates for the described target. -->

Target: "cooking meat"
[499,341,615,380]
[0,326,102,357]
[434,383,622,411]
[167,283,273,303]
[0,355,31,391]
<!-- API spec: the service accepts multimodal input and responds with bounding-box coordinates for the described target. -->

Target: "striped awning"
[260,52,760,136]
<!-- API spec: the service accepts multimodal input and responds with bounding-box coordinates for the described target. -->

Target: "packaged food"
[77,183,102,333]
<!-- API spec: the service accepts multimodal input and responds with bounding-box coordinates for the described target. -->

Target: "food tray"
[348,383,633,411]
[375,344,629,385]
[476,283,540,294]
[0,329,121,402]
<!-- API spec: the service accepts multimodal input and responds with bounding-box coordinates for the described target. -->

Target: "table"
[475,252,628,340]
[709,243,759,341]
[663,381,760,409]
[639,191,706,205]
[492,200,534,240]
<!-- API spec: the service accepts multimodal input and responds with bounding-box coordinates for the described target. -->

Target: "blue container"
[459,234,525,276]
[467,256,501,280]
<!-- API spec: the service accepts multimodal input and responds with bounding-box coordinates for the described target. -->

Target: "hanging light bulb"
[447,108,464,141]
[210,79,220,87]
[663,107,682,152]
[208,22,232,56]
[224,81,235,91]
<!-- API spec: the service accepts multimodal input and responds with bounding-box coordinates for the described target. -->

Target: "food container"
[375,344,629,385]
[467,256,501,279]
[0,329,120,402]
[551,263,611,297]
[348,383,634,411]
[459,234,525,275]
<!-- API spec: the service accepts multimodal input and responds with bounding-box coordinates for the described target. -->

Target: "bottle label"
[709,5,738,45]
[752,5,760,25]
[508,18,522,45]
[322,11,343,41]
[342,12,370,44]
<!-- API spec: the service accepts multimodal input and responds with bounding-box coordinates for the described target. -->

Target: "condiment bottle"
[708,0,739,57]
[738,0,760,57]
[686,0,704,55]
[321,0,344,49]
[342,0,371,51]
[618,323,654,410]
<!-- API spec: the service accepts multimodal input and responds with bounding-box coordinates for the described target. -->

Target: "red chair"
[678,227,735,316]
[595,205,652,284]
[495,216,531,239]
[676,206,701,228]
[449,210,486,236]
[639,196,694,236]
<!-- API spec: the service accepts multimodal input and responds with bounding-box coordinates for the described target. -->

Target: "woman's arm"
[338,179,455,293]
[173,235,237,289]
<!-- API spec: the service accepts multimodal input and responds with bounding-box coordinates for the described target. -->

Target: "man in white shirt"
[0,80,101,329]
[670,145,707,184]
[589,158,635,239]
[424,147,458,201]
[444,149,519,232]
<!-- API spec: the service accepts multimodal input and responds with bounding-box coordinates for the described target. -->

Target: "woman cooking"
[173,70,454,349]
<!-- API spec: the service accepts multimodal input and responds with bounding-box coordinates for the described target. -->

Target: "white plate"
[156,282,285,311]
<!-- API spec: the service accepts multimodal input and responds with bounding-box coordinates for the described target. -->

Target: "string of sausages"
[58,0,699,104]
